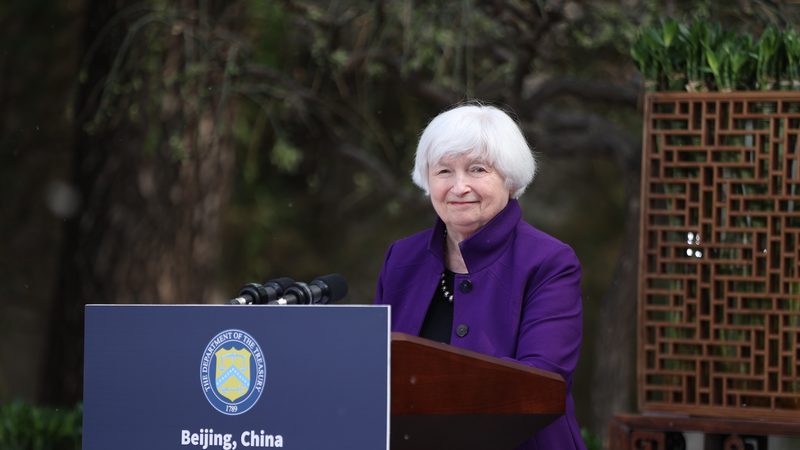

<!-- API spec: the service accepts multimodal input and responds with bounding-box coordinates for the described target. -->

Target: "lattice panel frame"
[639,92,800,420]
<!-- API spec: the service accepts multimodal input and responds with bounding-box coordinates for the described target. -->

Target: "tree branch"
[527,108,640,173]
[521,76,641,115]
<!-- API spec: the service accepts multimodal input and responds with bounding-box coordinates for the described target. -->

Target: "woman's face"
[428,153,511,240]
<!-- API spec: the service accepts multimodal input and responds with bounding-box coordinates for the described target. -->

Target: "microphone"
[267,273,348,305]
[228,277,294,305]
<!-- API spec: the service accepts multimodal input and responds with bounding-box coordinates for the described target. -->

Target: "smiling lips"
[448,200,479,206]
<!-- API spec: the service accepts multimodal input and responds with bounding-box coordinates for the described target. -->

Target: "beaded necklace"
[439,271,454,303]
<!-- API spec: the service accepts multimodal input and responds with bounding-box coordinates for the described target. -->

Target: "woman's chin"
[444,219,482,235]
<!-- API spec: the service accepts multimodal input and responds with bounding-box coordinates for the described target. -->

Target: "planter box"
[638,91,800,421]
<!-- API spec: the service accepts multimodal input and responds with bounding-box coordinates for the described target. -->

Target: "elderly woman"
[374,103,585,449]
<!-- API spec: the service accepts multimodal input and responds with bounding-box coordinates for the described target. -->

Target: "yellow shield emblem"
[215,347,251,402]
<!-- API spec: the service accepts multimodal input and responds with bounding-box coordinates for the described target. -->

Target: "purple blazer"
[375,199,586,450]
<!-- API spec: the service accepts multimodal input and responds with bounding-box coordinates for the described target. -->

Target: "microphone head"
[312,273,348,304]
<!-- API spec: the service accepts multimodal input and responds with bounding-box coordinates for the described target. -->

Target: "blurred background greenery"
[1,0,799,448]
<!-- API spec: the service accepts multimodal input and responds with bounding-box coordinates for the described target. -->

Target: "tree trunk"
[41,0,237,404]
[590,165,641,445]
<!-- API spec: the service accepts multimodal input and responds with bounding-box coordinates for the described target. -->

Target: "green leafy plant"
[631,17,799,91]
[657,18,686,91]
[0,402,82,450]
[756,25,781,90]
[783,28,800,89]
[705,32,754,91]
[680,19,710,91]
[631,28,660,91]
[636,18,685,91]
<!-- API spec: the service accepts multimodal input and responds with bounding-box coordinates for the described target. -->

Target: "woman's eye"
[435,168,450,175]
[470,166,488,173]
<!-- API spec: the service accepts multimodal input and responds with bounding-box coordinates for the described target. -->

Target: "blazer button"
[455,324,469,337]
[459,279,473,293]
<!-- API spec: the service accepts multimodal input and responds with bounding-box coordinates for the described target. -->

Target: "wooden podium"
[390,333,566,449]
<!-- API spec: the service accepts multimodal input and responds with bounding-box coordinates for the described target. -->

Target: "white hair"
[411,103,536,198]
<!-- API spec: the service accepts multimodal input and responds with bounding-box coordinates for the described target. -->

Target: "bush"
[0,402,81,450]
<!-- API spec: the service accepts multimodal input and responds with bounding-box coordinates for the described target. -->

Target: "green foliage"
[581,427,602,450]
[784,28,800,88]
[704,29,754,92]
[632,17,800,91]
[0,402,82,450]
[755,25,781,89]
[681,19,709,90]
[270,139,303,174]
[651,18,684,90]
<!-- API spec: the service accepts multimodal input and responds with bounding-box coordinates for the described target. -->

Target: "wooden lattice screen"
[639,92,800,421]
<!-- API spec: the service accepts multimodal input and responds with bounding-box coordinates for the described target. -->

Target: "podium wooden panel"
[390,333,566,449]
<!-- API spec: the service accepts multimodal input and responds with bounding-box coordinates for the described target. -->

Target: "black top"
[419,270,455,344]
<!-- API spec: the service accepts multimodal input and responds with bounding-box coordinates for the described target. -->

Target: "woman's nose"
[451,173,470,194]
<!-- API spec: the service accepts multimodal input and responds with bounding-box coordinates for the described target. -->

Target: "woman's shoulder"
[382,227,437,267]
[515,220,573,248]
[392,227,434,248]
[514,220,579,262]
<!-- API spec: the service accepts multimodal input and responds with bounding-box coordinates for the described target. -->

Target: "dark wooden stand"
[609,414,800,450]
[390,333,566,450]
[619,91,800,450]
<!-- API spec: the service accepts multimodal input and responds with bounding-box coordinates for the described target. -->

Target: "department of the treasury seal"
[200,329,267,415]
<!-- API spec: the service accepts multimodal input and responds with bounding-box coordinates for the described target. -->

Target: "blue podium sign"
[84,305,390,450]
